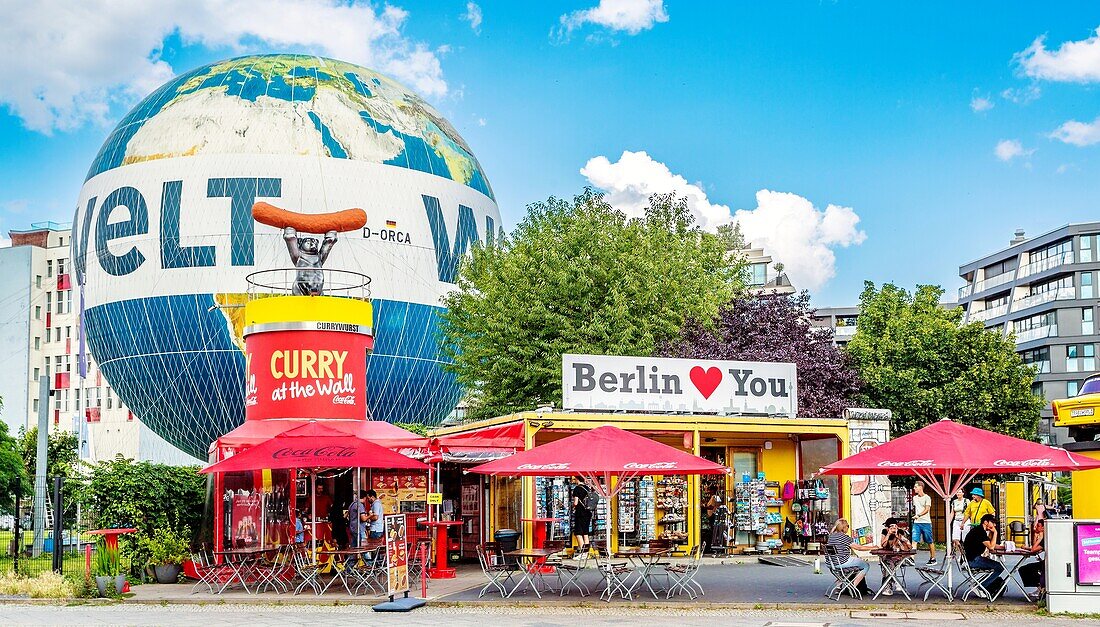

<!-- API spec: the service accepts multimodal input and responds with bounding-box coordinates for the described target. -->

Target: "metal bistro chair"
[292,545,324,595]
[407,540,431,587]
[594,549,635,601]
[352,547,387,596]
[189,546,233,595]
[476,543,519,598]
[557,545,591,597]
[665,544,704,600]
[914,556,952,601]
[255,544,294,593]
[1008,520,1030,546]
[956,553,998,602]
[823,544,863,601]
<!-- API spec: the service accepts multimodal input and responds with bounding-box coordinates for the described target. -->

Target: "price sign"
[426,492,443,505]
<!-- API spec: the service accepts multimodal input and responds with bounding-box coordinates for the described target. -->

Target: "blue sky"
[3,1,1100,305]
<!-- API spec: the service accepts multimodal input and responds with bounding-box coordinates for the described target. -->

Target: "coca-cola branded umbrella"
[819,418,1100,598]
[201,422,427,553]
[469,425,727,551]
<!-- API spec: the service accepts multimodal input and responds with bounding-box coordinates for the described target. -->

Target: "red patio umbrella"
[201,422,428,554]
[469,425,727,551]
[819,418,1100,595]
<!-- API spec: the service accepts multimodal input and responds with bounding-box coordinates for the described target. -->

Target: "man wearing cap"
[964,487,996,528]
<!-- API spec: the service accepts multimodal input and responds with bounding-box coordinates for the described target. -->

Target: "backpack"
[582,485,600,512]
[781,480,796,500]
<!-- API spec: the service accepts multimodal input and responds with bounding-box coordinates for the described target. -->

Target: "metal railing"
[1018,251,1074,279]
[245,268,371,299]
[968,303,1009,322]
[1012,286,1076,311]
[1014,324,1058,343]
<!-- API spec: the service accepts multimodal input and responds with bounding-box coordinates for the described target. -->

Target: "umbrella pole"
[311,471,317,557]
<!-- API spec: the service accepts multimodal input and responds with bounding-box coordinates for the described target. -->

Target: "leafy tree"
[844,282,1043,439]
[442,189,747,419]
[394,422,430,436]
[18,426,81,510]
[77,456,206,539]
[659,292,861,418]
[0,411,29,514]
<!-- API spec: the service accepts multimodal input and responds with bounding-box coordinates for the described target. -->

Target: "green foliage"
[0,419,27,513]
[76,456,206,541]
[92,536,116,576]
[845,282,1043,438]
[394,422,430,436]
[17,426,80,509]
[146,528,191,565]
[442,188,747,419]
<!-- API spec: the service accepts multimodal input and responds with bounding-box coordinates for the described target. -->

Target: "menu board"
[371,471,428,514]
[385,513,410,597]
[1076,522,1100,586]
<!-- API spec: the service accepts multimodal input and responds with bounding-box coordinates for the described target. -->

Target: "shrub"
[0,571,78,598]
[148,528,191,566]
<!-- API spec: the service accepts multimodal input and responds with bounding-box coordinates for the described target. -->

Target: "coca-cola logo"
[623,462,678,470]
[993,458,1051,467]
[517,463,570,470]
[272,446,356,459]
[876,460,934,467]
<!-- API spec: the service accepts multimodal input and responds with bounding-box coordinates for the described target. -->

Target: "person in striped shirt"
[826,518,878,594]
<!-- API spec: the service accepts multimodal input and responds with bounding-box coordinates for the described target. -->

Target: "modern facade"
[0,221,198,464]
[811,306,860,346]
[958,223,1100,445]
[743,245,796,295]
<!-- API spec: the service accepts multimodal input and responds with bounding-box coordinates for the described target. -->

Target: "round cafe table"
[423,520,462,579]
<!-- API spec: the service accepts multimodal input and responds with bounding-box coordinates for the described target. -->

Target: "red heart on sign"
[689,366,722,400]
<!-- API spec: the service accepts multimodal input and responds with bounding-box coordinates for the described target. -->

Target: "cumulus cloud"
[0,0,448,133]
[463,2,483,34]
[557,0,668,40]
[994,139,1034,162]
[970,94,994,112]
[580,150,866,292]
[1015,27,1100,83]
[1050,116,1100,146]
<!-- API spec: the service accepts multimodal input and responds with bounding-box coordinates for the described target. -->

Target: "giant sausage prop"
[252,201,367,233]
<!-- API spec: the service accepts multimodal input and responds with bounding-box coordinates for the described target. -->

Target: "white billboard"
[562,354,798,416]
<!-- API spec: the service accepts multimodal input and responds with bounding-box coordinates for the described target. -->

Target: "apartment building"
[958,223,1100,444]
[744,245,796,295]
[0,221,198,464]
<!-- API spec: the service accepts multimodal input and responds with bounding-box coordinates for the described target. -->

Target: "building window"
[1085,308,1095,335]
[1032,239,1074,262]
[1032,275,1074,296]
[1083,272,1094,299]
[1032,382,1044,398]
[747,263,767,286]
[65,290,72,314]
[32,399,38,412]
[1021,347,1051,373]
[987,292,1012,308]
[34,306,41,320]
[36,275,42,288]
[1013,311,1057,333]
[46,260,53,277]
[33,367,39,379]
[34,336,40,350]
[57,258,66,275]
[54,327,61,342]
[836,315,858,328]
[1067,344,1096,372]
[46,291,52,310]
[1069,380,1080,397]
[65,326,71,339]
[1082,235,1097,263]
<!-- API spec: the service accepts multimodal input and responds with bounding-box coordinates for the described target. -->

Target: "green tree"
[0,404,29,514]
[845,282,1043,439]
[442,189,747,419]
[19,427,80,483]
[76,456,206,539]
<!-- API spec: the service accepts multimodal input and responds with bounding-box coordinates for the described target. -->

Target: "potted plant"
[92,536,122,597]
[148,528,191,584]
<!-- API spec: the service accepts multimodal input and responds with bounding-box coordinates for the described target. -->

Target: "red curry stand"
[423,520,462,579]
[87,528,137,592]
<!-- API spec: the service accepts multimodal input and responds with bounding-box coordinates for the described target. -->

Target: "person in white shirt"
[911,481,936,565]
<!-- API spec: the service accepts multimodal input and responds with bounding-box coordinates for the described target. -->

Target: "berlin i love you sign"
[562,354,798,417]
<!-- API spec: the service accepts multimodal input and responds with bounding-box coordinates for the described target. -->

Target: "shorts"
[573,508,592,536]
[911,522,933,544]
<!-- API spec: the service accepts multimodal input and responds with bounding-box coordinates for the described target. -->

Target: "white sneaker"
[882,587,893,596]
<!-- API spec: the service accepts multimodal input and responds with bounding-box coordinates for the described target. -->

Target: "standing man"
[366,489,385,540]
[964,487,996,528]
[911,480,936,565]
[347,490,368,547]
[571,476,592,553]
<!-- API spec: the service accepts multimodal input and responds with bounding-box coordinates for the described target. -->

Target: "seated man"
[878,517,913,596]
[963,513,1006,597]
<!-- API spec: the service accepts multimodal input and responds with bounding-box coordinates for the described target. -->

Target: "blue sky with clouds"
[2,1,1100,305]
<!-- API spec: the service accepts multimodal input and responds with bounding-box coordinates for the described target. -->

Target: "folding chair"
[823,544,863,601]
[957,555,997,601]
[292,545,323,595]
[915,557,952,601]
[189,547,232,594]
[665,544,704,600]
[255,544,293,593]
[476,543,519,598]
[594,549,634,601]
[407,540,431,587]
[352,547,387,596]
[557,546,591,597]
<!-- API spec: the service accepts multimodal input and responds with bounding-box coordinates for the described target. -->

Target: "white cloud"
[580,150,866,291]
[994,139,1034,162]
[1050,116,1100,146]
[463,2,483,34]
[970,95,994,112]
[1000,84,1041,104]
[1015,27,1100,83]
[0,0,448,133]
[477,117,486,126]
[557,0,668,40]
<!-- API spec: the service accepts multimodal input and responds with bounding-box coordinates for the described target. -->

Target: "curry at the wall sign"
[245,329,370,420]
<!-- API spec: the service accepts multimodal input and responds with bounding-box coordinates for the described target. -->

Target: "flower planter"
[154,563,182,584]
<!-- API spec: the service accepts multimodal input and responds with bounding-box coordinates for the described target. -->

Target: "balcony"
[1012,286,1076,311]
[968,303,1009,322]
[834,325,857,337]
[1018,251,1074,279]
[1014,324,1058,343]
[959,271,1016,299]
[1024,360,1051,374]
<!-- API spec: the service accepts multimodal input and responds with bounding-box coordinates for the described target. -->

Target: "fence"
[0,475,128,578]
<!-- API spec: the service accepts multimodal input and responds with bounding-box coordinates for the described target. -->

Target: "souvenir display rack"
[656,475,687,543]
[616,477,656,546]
[534,477,572,539]
[790,479,832,554]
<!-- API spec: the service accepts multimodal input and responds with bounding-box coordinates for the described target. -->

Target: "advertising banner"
[562,354,797,416]
[385,513,410,597]
[1076,522,1100,585]
[245,329,370,420]
[230,493,261,548]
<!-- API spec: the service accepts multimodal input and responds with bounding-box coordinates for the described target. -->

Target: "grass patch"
[0,571,79,598]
